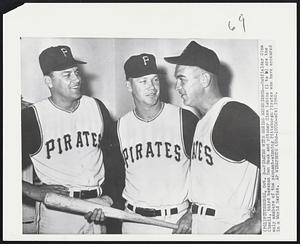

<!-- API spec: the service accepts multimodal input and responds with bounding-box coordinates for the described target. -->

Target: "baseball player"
[116,53,199,234]
[164,41,261,234]
[22,45,117,234]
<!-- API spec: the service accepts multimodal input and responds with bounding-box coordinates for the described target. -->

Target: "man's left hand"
[224,216,261,234]
[84,195,113,223]
[172,210,192,234]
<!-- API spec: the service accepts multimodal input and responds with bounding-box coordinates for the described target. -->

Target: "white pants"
[122,202,188,234]
[192,205,252,234]
[36,202,104,234]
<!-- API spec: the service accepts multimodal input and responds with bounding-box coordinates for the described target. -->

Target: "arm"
[22,107,69,200]
[225,196,261,234]
[95,99,125,207]
[225,174,261,234]
[172,205,192,234]
[181,108,199,158]
[212,102,261,234]
[212,101,260,167]
[173,109,199,234]
[85,100,125,228]
[22,180,69,201]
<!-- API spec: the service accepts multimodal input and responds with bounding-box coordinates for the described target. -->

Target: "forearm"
[22,180,45,202]
[252,198,261,226]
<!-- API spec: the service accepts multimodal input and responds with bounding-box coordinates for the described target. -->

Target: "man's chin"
[146,96,159,104]
[183,99,191,107]
[72,94,82,101]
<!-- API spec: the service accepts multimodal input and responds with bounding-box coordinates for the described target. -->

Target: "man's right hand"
[22,180,69,202]
[172,210,192,234]
[37,184,69,196]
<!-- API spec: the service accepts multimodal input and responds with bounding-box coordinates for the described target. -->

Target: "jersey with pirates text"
[117,103,198,207]
[22,95,111,191]
[190,97,260,211]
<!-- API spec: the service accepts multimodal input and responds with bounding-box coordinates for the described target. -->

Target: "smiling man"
[116,53,199,234]
[21,45,117,234]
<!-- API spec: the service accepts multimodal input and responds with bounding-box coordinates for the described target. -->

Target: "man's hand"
[84,195,113,223]
[38,184,70,196]
[224,215,261,234]
[225,198,261,234]
[22,181,69,202]
[172,210,192,234]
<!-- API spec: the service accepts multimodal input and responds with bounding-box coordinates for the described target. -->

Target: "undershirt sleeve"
[181,109,200,158]
[94,99,125,209]
[212,101,260,168]
[21,106,41,169]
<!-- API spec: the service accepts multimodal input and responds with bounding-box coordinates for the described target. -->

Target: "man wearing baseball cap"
[164,41,261,234]
[22,45,119,234]
[111,53,199,234]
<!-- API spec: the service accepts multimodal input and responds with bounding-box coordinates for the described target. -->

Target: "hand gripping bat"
[44,193,178,230]
[22,182,178,230]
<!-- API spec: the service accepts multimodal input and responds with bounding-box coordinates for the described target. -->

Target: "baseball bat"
[44,192,179,230]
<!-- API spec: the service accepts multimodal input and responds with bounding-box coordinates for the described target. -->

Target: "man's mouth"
[146,92,157,96]
[71,85,80,90]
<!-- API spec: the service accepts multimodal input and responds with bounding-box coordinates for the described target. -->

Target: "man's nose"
[147,80,156,90]
[175,80,182,91]
[71,72,80,83]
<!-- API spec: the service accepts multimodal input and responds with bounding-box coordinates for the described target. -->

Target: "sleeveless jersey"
[29,95,105,190]
[190,97,259,210]
[117,103,190,207]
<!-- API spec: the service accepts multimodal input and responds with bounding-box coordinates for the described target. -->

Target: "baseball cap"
[124,53,158,80]
[39,45,86,75]
[164,41,220,75]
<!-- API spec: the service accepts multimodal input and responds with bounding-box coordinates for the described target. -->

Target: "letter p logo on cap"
[60,47,69,57]
[142,56,150,66]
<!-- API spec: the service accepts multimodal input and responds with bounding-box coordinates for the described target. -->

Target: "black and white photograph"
[21,38,261,235]
[3,3,296,242]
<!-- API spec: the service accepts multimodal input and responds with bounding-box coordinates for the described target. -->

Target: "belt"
[192,204,216,216]
[69,189,99,199]
[127,203,187,217]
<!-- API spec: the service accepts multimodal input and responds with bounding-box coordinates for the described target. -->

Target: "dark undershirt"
[212,101,260,168]
[181,108,200,158]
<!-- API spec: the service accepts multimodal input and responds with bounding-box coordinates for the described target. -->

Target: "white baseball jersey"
[190,97,260,211]
[22,95,114,234]
[28,95,105,190]
[117,103,192,207]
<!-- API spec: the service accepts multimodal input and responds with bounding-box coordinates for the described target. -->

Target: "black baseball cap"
[124,53,158,80]
[164,41,220,75]
[39,45,86,75]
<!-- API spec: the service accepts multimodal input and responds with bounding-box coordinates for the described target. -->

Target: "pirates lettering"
[122,141,182,167]
[191,140,213,165]
[45,131,102,159]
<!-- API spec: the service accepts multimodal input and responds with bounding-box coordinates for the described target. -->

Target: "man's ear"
[44,76,53,89]
[200,72,211,88]
[125,80,132,93]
